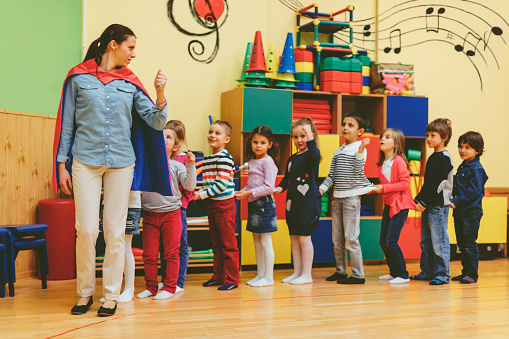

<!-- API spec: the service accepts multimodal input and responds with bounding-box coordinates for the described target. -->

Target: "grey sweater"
[141,160,196,212]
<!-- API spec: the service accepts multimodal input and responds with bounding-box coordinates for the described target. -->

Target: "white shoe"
[379,274,394,280]
[175,286,184,293]
[389,277,410,284]
[154,290,174,300]
[137,290,154,298]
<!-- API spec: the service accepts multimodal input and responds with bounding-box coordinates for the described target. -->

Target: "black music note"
[363,25,371,37]
[384,29,401,54]
[425,7,445,33]
[483,26,503,50]
[455,32,482,56]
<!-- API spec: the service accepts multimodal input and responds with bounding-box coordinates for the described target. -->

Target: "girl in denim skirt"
[235,126,280,287]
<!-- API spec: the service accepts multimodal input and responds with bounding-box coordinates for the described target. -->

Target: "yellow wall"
[85,0,508,187]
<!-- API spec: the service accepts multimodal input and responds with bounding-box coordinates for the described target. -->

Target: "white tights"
[247,233,275,286]
[282,235,314,284]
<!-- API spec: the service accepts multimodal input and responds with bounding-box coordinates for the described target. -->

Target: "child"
[450,131,488,284]
[158,120,194,293]
[319,112,374,285]
[373,128,416,284]
[235,126,279,287]
[194,120,239,291]
[412,118,454,285]
[275,118,321,285]
[137,123,196,299]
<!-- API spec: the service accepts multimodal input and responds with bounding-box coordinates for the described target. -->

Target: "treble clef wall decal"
[167,0,229,64]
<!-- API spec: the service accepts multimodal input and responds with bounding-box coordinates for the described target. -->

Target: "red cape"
[52,59,172,195]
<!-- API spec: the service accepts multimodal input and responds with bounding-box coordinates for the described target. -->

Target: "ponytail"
[83,24,136,64]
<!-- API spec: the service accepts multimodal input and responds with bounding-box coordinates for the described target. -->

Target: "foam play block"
[317,129,331,134]
[320,57,345,71]
[295,49,314,62]
[351,82,362,94]
[296,82,313,91]
[321,81,350,93]
[351,72,362,83]
[321,70,346,82]
[295,72,313,83]
[293,105,331,112]
[318,134,341,177]
[293,113,332,120]
[293,99,330,106]
[363,76,370,86]
[296,61,314,73]
[362,86,370,94]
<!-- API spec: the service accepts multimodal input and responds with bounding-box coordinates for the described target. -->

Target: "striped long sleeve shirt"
[319,140,374,198]
[199,150,235,200]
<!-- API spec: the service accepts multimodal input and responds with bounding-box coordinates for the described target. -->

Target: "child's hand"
[274,187,283,194]
[415,203,425,212]
[374,184,383,193]
[154,69,167,93]
[359,138,370,153]
[58,163,73,195]
[193,194,201,201]
[234,191,251,200]
[319,189,325,195]
[187,151,195,164]
[301,124,314,141]
[450,203,456,209]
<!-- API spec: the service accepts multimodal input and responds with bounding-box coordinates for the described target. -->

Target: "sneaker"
[451,274,466,281]
[202,279,222,287]
[326,272,348,281]
[410,273,432,280]
[378,274,394,280]
[429,279,447,285]
[175,286,184,293]
[338,276,365,284]
[389,277,410,284]
[218,283,238,291]
[459,276,476,284]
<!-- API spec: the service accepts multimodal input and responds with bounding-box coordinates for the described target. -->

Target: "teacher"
[53,24,171,317]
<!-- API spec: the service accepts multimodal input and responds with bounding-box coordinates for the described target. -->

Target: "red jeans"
[142,209,182,294]
[205,198,239,285]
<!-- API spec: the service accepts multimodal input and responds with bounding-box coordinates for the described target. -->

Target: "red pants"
[142,209,182,294]
[205,198,239,285]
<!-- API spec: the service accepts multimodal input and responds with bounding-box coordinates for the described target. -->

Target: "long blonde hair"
[377,128,409,168]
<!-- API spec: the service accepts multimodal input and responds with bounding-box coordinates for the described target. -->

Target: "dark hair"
[245,126,280,164]
[426,118,452,146]
[344,111,369,131]
[212,120,232,137]
[84,24,136,64]
[164,120,186,147]
[458,131,485,156]
[377,128,409,167]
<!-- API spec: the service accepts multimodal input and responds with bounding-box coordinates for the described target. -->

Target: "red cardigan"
[378,155,416,218]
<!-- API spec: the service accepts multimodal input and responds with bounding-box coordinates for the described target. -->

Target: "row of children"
[123,113,487,301]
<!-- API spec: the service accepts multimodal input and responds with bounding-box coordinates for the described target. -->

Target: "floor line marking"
[242,292,375,302]
[45,313,135,339]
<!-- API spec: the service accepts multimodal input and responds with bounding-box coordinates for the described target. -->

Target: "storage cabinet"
[221,87,429,267]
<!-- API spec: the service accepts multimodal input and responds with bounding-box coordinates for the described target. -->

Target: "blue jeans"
[177,208,189,288]
[419,206,450,282]
[454,210,483,280]
[380,206,409,279]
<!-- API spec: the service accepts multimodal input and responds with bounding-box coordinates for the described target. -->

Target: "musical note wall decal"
[425,7,445,33]
[384,29,402,54]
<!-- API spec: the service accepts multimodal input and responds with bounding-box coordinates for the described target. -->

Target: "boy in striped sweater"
[319,112,375,285]
[193,120,239,290]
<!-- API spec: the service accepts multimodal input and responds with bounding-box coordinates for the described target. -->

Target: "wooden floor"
[2,259,509,338]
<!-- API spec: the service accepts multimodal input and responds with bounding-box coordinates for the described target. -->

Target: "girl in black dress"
[276,118,321,284]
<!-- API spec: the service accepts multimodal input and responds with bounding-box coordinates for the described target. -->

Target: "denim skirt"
[247,196,278,233]
[99,207,141,235]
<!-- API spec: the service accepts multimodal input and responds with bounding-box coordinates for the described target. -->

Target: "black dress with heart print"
[277,140,321,236]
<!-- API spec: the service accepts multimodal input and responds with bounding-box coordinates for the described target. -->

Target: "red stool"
[39,199,76,280]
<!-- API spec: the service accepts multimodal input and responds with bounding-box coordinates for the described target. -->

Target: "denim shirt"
[57,74,167,167]
[451,157,488,215]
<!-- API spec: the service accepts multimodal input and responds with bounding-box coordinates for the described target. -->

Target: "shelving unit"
[221,86,429,266]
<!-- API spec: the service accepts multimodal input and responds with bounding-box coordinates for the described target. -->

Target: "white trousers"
[72,159,134,300]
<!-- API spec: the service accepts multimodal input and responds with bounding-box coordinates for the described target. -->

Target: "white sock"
[137,290,154,299]
[389,277,410,284]
[154,290,174,300]
[289,274,313,285]
[283,236,302,283]
[175,286,184,293]
[379,274,394,280]
[249,276,274,287]
[118,288,134,303]
[99,297,105,304]
[158,282,164,290]
[247,276,263,285]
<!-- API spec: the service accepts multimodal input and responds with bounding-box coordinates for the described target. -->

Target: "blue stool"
[2,224,49,296]
[0,228,14,298]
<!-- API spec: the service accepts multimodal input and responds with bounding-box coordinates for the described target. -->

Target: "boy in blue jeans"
[450,131,488,284]
[412,118,454,285]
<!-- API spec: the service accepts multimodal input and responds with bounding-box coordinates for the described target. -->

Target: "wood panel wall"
[0,110,57,278]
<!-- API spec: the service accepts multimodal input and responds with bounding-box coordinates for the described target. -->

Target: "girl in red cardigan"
[374,128,416,284]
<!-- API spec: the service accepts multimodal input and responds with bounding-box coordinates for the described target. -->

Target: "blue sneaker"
[429,279,447,285]
[218,283,238,291]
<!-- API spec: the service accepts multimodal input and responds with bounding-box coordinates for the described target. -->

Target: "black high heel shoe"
[97,301,117,317]
[71,296,93,315]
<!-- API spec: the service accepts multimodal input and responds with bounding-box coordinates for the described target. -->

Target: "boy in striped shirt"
[193,120,239,290]
[319,112,375,285]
